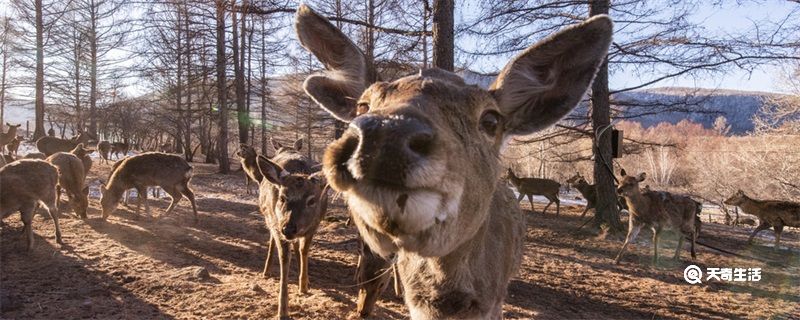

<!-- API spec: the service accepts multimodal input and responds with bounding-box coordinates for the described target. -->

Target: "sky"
[1,0,798,98]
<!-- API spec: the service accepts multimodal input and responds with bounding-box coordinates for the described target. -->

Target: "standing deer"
[566,172,628,218]
[614,170,702,264]
[236,143,263,195]
[0,159,63,250]
[256,139,328,318]
[506,168,561,215]
[97,140,111,164]
[36,131,92,156]
[100,152,198,222]
[0,123,21,154]
[295,5,611,318]
[724,190,800,250]
[110,142,130,159]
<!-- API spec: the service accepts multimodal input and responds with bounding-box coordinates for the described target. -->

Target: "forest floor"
[2,160,799,319]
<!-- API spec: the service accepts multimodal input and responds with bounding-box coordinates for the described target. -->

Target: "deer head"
[723,189,748,206]
[256,155,327,240]
[566,172,587,186]
[296,5,612,257]
[70,143,95,157]
[271,137,304,154]
[617,169,646,197]
[236,143,258,160]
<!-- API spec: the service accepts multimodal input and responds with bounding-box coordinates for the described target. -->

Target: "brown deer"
[255,140,329,318]
[36,131,92,156]
[235,143,263,195]
[6,135,21,156]
[0,123,21,154]
[355,240,402,318]
[566,172,628,218]
[100,152,198,222]
[614,170,702,264]
[110,142,130,159]
[69,143,95,175]
[506,168,561,215]
[46,152,89,219]
[724,190,800,250]
[23,152,47,160]
[295,5,611,318]
[0,159,63,250]
[97,140,111,164]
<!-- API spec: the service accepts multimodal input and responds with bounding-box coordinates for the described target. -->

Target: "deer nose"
[616,188,623,194]
[282,223,298,239]
[344,114,435,184]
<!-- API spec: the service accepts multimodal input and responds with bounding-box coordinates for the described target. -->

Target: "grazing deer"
[100,152,198,222]
[236,143,263,195]
[36,132,92,156]
[256,139,329,318]
[0,159,63,250]
[295,5,611,318]
[97,140,111,164]
[46,152,89,219]
[506,168,561,215]
[724,190,800,250]
[110,142,130,159]
[0,123,21,154]
[614,170,702,264]
[6,136,21,156]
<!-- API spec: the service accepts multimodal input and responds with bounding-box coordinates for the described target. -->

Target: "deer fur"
[46,152,89,219]
[724,190,800,250]
[236,143,263,195]
[295,5,612,318]
[256,141,328,318]
[0,159,63,250]
[566,172,628,218]
[0,123,21,153]
[614,170,702,264]
[69,143,95,175]
[507,168,561,215]
[97,140,111,164]
[36,132,92,156]
[100,152,198,222]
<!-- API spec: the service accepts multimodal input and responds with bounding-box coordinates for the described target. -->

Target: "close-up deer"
[255,138,329,318]
[0,159,63,250]
[100,152,198,222]
[614,170,702,264]
[507,168,561,215]
[295,4,611,318]
[724,190,800,250]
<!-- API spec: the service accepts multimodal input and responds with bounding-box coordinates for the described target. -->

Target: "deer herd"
[1,5,799,319]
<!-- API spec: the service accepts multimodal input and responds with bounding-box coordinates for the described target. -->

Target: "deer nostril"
[407,132,434,157]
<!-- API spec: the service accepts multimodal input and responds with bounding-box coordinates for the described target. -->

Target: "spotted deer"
[0,159,63,250]
[614,170,702,264]
[506,168,561,215]
[295,5,612,318]
[0,123,21,154]
[724,190,800,250]
[256,139,329,318]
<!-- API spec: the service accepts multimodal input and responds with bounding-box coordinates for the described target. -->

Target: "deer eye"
[306,196,316,207]
[279,195,287,203]
[356,102,370,116]
[479,110,503,136]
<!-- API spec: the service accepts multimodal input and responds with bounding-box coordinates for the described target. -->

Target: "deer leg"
[529,195,538,213]
[747,222,770,244]
[393,263,402,296]
[614,220,642,264]
[276,237,291,318]
[20,204,35,251]
[299,236,311,294]
[162,186,183,217]
[516,193,524,204]
[652,226,662,265]
[43,190,63,246]
[690,227,698,260]
[180,182,199,223]
[773,225,784,250]
[580,206,590,218]
[135,186,149,217]
[555,198,560,216]
[263,233,275,277]
[674,235,684,260]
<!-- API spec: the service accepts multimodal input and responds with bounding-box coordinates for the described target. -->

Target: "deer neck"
[737,195,762,213]
[576,181,593,195]
[508,173,522,187]
[622,190,650,216]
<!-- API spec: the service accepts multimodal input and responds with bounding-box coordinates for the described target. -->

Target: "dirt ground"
[2,161,799,319]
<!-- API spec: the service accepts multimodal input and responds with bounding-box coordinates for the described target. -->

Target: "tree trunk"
[184,2,193,162]
[259,12,267,154]
[431,0,454,72]
[232,0,248,144]
[33,0,46,139]
[88,0,98,137]
[175,6,185,154]
[589,0,624,235]
[216,0,230,173]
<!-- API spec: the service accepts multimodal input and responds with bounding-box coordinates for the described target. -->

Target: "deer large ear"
[490,15,613,136]
[295,4,368,122]
[257,155,286,185]
[636,172,646,182]
[293,138,304,152]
